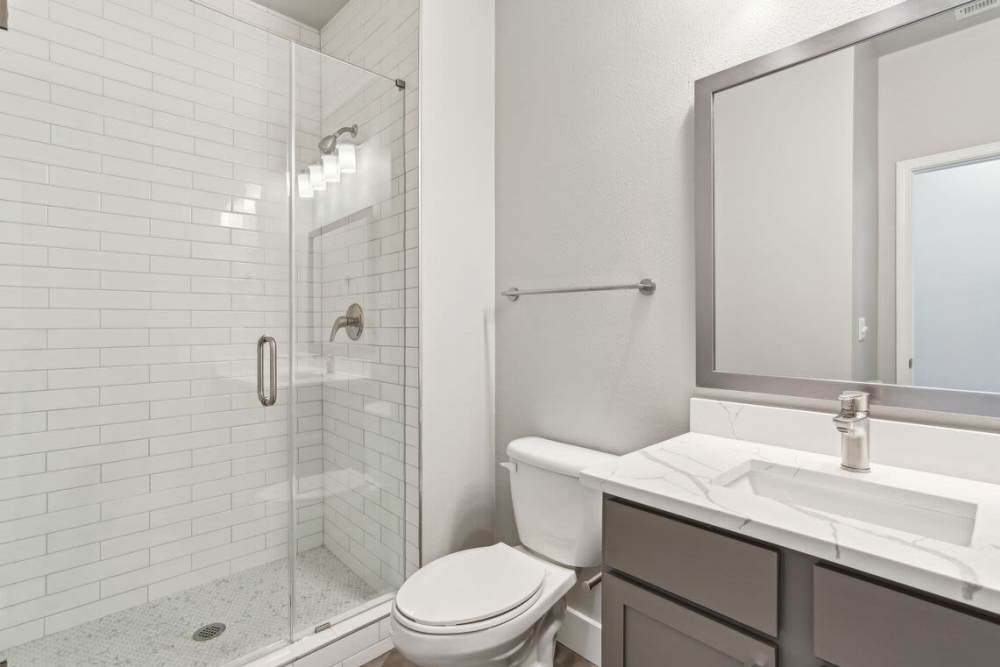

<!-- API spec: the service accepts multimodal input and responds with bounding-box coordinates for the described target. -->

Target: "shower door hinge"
[314,621,332,634]
[395,79,406,90]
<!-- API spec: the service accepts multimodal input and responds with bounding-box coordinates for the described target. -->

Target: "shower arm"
[318,125,358,155]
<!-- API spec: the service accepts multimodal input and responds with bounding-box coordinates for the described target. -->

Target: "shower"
[0,2,414,666]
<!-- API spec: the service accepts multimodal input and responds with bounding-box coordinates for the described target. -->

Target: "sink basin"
[712,461,977,546]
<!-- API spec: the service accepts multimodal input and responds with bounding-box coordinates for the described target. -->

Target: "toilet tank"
[505,437,619,568]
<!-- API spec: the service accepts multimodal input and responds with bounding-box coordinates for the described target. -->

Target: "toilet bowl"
[390,438,617,667]
[390,544,575,667]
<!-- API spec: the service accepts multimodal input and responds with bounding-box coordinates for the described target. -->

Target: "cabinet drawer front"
[814,566,1000,667]
[603,573,776,667]
[604,498,779,636]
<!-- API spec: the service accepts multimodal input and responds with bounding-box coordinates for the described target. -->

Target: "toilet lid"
[395,544,546,627]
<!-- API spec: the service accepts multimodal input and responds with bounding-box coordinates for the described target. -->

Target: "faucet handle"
[837,390,869,415]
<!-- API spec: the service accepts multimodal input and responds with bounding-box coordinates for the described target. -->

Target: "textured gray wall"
[494,0,903,545]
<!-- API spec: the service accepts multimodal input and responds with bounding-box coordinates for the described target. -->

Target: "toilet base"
[509,600,565,667]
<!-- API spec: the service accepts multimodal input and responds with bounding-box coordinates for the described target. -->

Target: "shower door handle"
[257,335,277,407]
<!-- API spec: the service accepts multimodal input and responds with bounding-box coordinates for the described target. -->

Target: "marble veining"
[691,398,1000,487]
[582,432,1000,615]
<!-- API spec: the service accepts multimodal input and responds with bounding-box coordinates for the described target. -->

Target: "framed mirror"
[696,0,1000,417]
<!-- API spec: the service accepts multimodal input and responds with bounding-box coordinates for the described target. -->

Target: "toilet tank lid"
[507,437,618,478]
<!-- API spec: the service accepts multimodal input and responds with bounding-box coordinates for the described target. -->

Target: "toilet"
[390,437,617,667]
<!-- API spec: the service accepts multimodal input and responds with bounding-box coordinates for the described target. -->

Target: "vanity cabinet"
[813,566,1000,667]
[602,497,1000,667]
[603,573,776,667]
[603,498,781,666]
[604,497,779,636]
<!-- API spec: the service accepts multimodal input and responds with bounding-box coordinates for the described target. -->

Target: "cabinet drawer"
[814,565,1000,667]
[604,573,776,667]
[603,498,779,636]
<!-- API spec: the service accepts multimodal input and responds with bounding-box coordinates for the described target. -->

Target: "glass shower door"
[289,44,409,638]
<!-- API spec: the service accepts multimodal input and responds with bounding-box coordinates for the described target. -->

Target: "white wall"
[714,47,856,381]
[715,43,882,384]
[851,41,880,383]
[495,0,903,658]
[876,17,1000,382]
[495,0,902,539]
[419,0,496,564]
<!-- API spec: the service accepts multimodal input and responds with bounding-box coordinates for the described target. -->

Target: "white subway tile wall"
[318,0,420,582]
[289,51,410,595]
[0,0,414,653]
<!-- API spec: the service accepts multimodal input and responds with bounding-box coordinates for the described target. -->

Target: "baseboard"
[557,605,601,666]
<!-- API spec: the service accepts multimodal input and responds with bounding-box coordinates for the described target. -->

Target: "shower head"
[300,124,359,197]
[318,124,358,155]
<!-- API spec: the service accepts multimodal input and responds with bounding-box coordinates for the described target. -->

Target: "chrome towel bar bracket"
[502,279,656,302]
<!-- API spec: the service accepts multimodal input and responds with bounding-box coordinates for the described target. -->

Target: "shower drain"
[192,622,227,642]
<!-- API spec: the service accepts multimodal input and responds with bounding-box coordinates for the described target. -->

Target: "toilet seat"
[393,587,542,636]
[394,544,546,635]
[390,545,578,666]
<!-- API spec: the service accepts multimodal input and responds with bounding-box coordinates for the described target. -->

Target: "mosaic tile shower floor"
[4,547,378,667]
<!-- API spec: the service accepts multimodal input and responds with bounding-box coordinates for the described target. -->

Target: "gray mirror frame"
[695,0,1000,418]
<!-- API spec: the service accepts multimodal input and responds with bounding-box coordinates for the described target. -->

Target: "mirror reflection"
[712,4,1000,392]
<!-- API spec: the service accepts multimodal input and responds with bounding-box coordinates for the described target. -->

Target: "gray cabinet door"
[603,573,777,667]
[604,499,780,636]
[814,565,1000,667]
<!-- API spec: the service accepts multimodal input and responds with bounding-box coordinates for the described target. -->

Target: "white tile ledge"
[582,433,1000,616]
[243,600,392,667]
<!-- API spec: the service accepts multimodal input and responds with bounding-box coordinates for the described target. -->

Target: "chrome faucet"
[329,303,364,342]
[833,391,870,472]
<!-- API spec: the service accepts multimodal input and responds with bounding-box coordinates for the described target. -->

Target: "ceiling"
[252,0,351,30]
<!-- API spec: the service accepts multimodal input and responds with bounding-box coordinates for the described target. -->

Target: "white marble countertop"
[581,432,1000,615]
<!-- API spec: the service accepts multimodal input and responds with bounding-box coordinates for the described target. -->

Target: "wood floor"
[362,643,596,666]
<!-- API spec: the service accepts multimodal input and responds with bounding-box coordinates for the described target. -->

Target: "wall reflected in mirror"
[712,1,1000,393]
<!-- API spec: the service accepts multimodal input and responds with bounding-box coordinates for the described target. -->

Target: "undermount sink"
[712,460,978,547]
